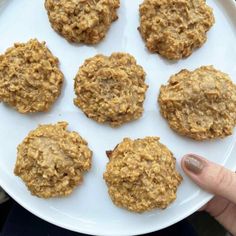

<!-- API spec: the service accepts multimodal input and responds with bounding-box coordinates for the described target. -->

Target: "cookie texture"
[139,0,215,60]
[158,66,236,140]
[45,0,120,44]
[14,122,92,198]
[0,39,63,113]
[74,53,148,127]
[103,137,182,212]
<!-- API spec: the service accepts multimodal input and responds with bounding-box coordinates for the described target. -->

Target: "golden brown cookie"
[14,122,92,198]
[74,53,148,127]
[139,0,215,60]
[158,66,236,140]
[0,39,63,113]
[45,0,120,44]
[103,137,182,212]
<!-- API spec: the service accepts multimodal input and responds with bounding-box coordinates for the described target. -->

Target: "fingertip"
[181,154,236,204]
[181,154,206,175]
[181,155,187,170]
[181,154,199,167]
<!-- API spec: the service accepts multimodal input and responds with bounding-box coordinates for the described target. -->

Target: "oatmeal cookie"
[0,39,63,113]
[158,66,236,140]
[45,0,120,44]
[139,0,215,60]
[74,53,148,127]
[103,137,182,212]
[14,122,92,198]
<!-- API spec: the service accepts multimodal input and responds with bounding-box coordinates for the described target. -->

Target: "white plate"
[0,0,236,235]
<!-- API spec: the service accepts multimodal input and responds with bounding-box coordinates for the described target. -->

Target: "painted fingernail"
[184,155,205,174]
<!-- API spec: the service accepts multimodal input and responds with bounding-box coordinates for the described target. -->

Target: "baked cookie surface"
[103,137,182,212]
[14,122,92,198]
[158,66,236,140]
[74,53,148,127]
[139,0,215,60]
[0,39,63,113]
[45,0,120,44]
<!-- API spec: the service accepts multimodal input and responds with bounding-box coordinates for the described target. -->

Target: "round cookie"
[0,39,63,113]
[45,0,120,44]
[74,53,148,127]
[14,122,92,198]
[103,137,182,212]
[139,0,215,60]
[158,66,236,140]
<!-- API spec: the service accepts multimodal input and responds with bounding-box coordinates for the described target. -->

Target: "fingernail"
[184,155,205,174]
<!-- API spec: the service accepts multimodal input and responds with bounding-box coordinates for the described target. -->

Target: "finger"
[204,196,236,235]
[181,154,236,205]
[204,196,230,218]
[216,202,236,236]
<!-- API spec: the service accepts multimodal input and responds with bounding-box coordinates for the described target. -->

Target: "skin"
[182,155,236,236]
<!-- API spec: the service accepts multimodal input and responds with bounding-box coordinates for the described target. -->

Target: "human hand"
[181,154,236,236]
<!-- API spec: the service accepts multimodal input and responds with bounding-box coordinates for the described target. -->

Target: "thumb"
[181,154,236,204]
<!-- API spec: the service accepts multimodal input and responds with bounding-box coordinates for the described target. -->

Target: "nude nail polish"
[184,155,205,174]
